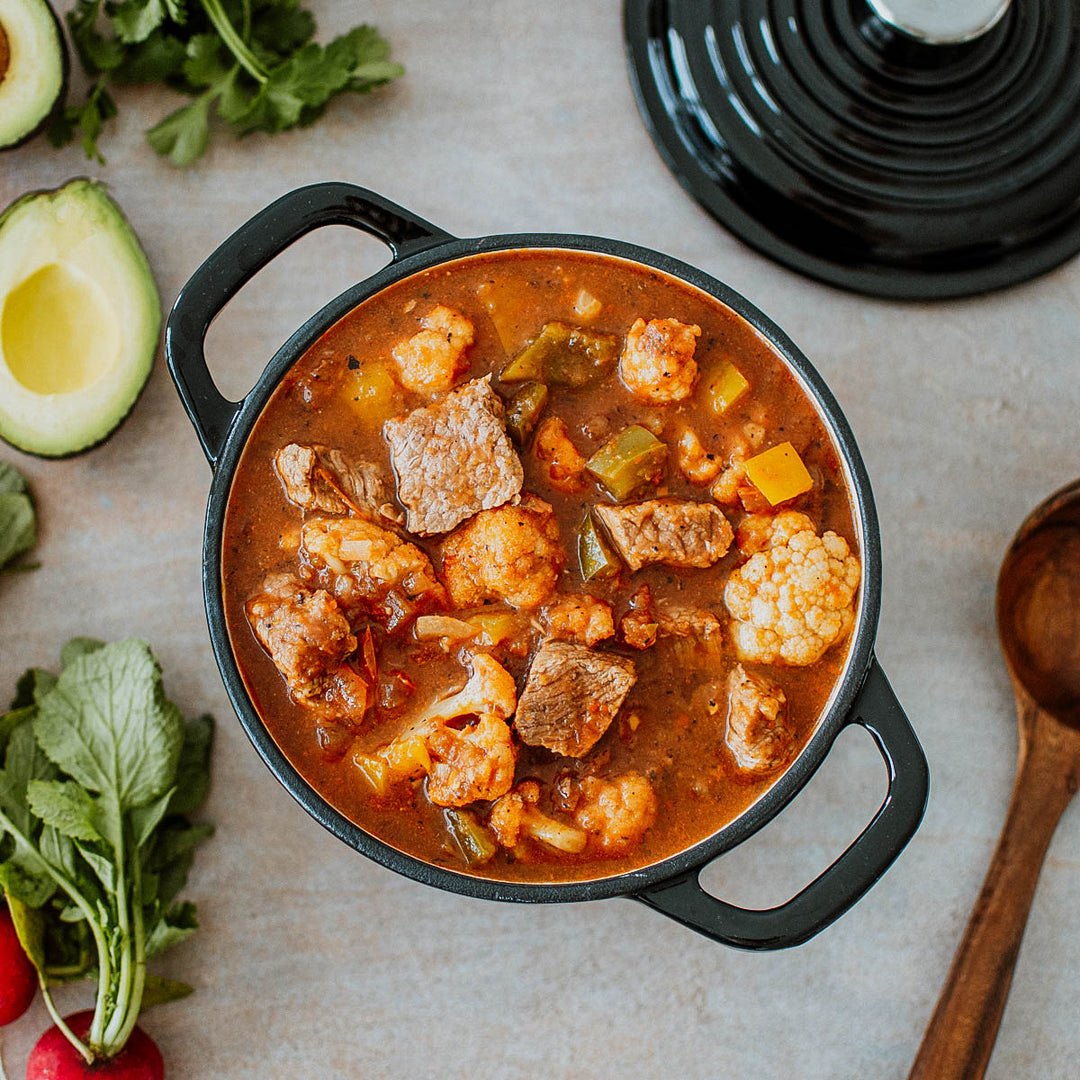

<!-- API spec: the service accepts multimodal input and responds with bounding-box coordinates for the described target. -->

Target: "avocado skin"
[0,0,70,150]
[0,369,156,461]
[0,178,162,459]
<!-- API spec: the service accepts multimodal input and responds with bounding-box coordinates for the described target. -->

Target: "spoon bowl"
[909,478,1080,1080]
[998,479,1080,725]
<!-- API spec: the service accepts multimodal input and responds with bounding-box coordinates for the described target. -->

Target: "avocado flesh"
[0,180,161,457]
[0,0,67,148]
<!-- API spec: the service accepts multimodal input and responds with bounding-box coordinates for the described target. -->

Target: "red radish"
[0,902,36,1025]
[27,1011,164,1079]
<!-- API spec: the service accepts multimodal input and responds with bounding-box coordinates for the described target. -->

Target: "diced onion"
[414,615,478,641]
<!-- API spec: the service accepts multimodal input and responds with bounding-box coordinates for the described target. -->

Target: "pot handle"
[164,182,453,467]
[634,657,929,949]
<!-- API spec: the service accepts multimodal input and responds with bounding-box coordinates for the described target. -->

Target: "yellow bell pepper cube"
[704,359,750,414]
[353,753,389,794]
[342,360,399,426]
[353,735,431,795]
[744,442,814,506]
[466,611,519,646]
[383,735,432,779]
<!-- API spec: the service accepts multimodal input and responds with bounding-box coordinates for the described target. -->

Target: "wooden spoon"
[909,479,1080,1080]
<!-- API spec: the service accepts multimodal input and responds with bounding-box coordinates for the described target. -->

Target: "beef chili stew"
[220,247,863,885]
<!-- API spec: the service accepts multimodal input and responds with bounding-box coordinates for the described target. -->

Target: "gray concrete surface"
[2,3,1078,1077]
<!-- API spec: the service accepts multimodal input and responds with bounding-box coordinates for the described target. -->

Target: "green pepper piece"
[585,424,667,501]
[504,381,549,446]
[578,510,622,581]
[502,322,618,387]
[501,346,544,382]
[445,808,497,865]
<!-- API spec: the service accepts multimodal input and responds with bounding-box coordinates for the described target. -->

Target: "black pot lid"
[624,0,1080,299]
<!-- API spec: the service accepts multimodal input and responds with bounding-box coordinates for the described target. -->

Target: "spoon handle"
[908,703,1079,1080]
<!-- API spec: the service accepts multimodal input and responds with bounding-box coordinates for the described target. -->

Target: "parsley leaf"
[50,0,402,165]
[47,81,118,164]
[113,30,187,83]
[67,0,127,72]
[146,93,214,165]
[111,0,168,45]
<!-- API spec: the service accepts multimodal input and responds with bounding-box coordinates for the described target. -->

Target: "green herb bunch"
[50,0,404,166]
[0,462,37,574]
[0,639,213,1063]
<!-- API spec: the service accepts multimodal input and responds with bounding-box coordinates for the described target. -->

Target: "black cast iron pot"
[165,182,929,950]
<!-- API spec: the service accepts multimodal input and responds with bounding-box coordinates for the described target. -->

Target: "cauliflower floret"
[725,664,795,774]
[534,416,589,493]
[619,584,658,650]
[710,453,748,505]
[415,653,517,726]
[540,592,615,647]
[724,512,861,666]
[573,772,658,853]
[357,654,517,802]
[736,510,812,554]
[301,516,446,630]
[426,714,517,807]
[677,426,722,485]
[619,317,701,404]
[391,304,475,393]
[489,781,587,853]
[440,494,565,609]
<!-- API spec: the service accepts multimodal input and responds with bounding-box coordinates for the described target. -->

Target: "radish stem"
[39,982,94,1065]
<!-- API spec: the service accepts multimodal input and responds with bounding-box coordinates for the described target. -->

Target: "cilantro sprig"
[0,639,213,1063]
[49,0,404,166]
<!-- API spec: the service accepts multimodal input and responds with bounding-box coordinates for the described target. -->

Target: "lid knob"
[865,0,1012,44]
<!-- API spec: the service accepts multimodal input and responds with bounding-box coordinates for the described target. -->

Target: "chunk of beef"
[274,442,400,522]
[317,664,371,723]
[541,592,615,647]
[391,304,475,394]
[514,641,636,757]
[725,664,796,774]
[246,583,357,702]
[593,499,733,572]
[440,494,565,610]
[383,376,524,535]
[655,600,722,642]
[301,516,446,631]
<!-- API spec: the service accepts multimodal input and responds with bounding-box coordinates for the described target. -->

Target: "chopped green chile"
[578,511,622,581]
[502,322,618,387]
[504,381,549,445]
[585,424,667,501]
[445,808,497,864]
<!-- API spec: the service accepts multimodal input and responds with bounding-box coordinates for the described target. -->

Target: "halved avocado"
[0,179,161,457]
[0,0,67,149]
